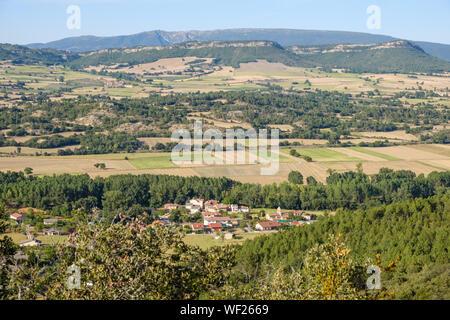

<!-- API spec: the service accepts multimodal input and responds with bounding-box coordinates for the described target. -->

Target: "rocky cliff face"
[290,40,424,55]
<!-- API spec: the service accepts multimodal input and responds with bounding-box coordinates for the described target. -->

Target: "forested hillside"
[236,194,450,299]
[28,29,397,52]
[67,40,450,73]
[0,44,79,65]
[0,169,448,223]
[1,170,448,299]
[68,41,308,69]
[290,41,450,73]
[5,39,450,74]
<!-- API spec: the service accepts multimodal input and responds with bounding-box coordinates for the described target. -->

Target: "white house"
[19,239,42,247]
[230,204,239,212]
[189,198,204,209]
[189,205,202,214]
[204,216,233,226]
[44,218,58,225]
[43,228,61,236]
[239,206,249,213]
[9,213,23,222]
[255,221,280,231]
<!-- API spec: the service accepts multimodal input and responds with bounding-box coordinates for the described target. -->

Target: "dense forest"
[3,39,450,74]
[1,91,448,145]
[0,43,79,65]
[295,42,450,74]
[235,195,449,299]
[0,168,448,223]
[0,175,448,299]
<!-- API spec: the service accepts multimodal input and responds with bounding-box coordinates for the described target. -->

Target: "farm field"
[348,147,401,161]
[183,232,272,250]
[1,232,68,245]
[1,144,447,184]
[3,61,450,101]
[281,147,363,162]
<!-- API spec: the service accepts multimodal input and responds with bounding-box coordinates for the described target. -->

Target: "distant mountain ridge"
[66,39,450,74]
[3,37,450,74]
[26,28,450,62]
[289,40,450,73]
[28,29,396,52]
[0,43,79,65]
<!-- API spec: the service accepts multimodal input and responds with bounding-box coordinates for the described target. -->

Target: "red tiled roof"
[258,221,280,228]
[151,220,167,227]
[191,223,204,230]
[208,223,222,229]
[204,217,231,222]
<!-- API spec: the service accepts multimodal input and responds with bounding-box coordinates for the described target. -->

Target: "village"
[6,199,318,247]
[153,198,318,240]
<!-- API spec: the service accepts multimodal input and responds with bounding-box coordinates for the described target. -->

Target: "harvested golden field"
[111,57,215,75]
[323,160,445,176]
[366,145,449,161]
[0,145,447,184]
[355,130,419,141]
[0,157,135,175]
[334,147,387,162]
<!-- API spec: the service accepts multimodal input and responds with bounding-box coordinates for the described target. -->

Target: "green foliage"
[222,234,395,300]
[68,41,309,69]
[235,195,450,299]
[299,42,450,73]
[0,43,79,65]
[9,222,236,300]
[0,206,17,299]
[288,171,304,185]
[2,91,448,142]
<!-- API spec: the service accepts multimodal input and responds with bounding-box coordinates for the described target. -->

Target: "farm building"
[255,221,280,231]
[19,239,42,247]
[9,213,23,222]
[43,228,61,236]
[164,203,180,211]
[191,223,205,232]
[44,218,58,225]
[204,216,233,226]
[207,223,223,231]
[189,198,205,208]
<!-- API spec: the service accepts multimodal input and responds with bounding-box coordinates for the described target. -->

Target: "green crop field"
[128,154,177,169]
[183,232,269,250]
[349,147,402,161]
[2,232,68,245]
[282,147,362,162]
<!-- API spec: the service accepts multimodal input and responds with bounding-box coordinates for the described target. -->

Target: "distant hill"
[4,39,450,74]
[290,40,450,73]
[28,29,397,52]
[26,28,450,62]
[67,40,311,69]
[0,43,79,65]
[414,41,450,62]
[67,40,450,74]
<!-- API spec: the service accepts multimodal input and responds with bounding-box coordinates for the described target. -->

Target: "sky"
[0,0,449,45]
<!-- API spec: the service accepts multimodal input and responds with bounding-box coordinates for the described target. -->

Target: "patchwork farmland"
[1,144,448,184]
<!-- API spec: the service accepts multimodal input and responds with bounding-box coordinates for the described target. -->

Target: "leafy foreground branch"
[219,234,395,300]
[3,218,394,300]
[6,222,235,300]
